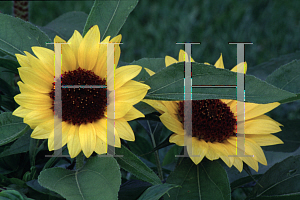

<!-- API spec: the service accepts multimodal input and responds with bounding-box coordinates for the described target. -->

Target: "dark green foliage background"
[1,0,300,69]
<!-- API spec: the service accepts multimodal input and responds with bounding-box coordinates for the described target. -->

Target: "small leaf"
[40,11,88,41]
[38,156,121,200]
[83,0,139,39]
[131,58,165,82]
[115,145,161,185]
[249,155,300,199]
[165,158,231,200]
[0,129,31,158]
[144,62,296,103]
[0,13,51,57]
[0,112,29,146]
[138,184,180,200]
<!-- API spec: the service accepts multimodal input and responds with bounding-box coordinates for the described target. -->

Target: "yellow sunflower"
[143,50,283,172]
[12,25,150,158]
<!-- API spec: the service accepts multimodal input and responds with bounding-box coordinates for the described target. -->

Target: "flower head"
[13,25,150,158]
[144,50,283,172]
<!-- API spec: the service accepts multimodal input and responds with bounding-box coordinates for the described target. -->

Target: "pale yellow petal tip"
[214,53,224,69]
[165,55,178,67]
[54,35,66,43]
[144,67,155,76]
[111,34,122,43]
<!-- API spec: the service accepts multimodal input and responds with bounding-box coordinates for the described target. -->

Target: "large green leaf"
[83,0,139,39]
[165,158,231,200]
[131,58,165,82]
[138,184,180,200]
[40,11,88,41]
[249,155,300,199]
[265,60,300,103]
[0,56,19,74]
[38,156,121,200]
[0,129,31,158]
[115,145,161,185]
[0,13,51,57]
[0,112,29,146]
[144,62,296,103]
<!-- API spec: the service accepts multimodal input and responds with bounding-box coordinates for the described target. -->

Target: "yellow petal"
[115,120,135,141]
[61,42,76,71]
[94,137,107,155]
[233,158,243,172]
[160,113,184,135]
[113,65,142,90]
[229,101,280,121]
[144,68,155,76]
[178,49,195,62]
[122,107,145,121]
[67,30,83,68]
[114,80,150,104]
[54,35,66,43]
[93,36,111,78]
[165,56,178,67]
[67,125,81,158]
[207,142,232,166]
[205,142,220,160]
[48,121,70,151]
[24,51,53,82]
[24,109,53,129]
[14,93,52,110]
[114,102,133,119]
[31,125,50,139]
[110,34,122,67]
[231,62,247,74]
[245,134,283,146]
[244,115,282,134]
[78,25,100,70]
[187,138,208,165]
[214,54,224,69]
[162,101,178,115]
[79,123,96,158]
[31,47,54,76]
[169,134,185,146]
[142,99,168,114]
[227,137,267,166]
[13,106,31,118]
[15,54,30,68]
[93,118,107,143]
[18,67,52,93]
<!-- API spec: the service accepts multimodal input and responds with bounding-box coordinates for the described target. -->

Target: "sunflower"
[143,50,283,172]
[12,25,150,158]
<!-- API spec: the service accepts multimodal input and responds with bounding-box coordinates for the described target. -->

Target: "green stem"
[76,152,84,170]
[147,121,164,181]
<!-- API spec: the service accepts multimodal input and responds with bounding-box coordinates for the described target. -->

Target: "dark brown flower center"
[178,99,236,142]
[49,67,107,125]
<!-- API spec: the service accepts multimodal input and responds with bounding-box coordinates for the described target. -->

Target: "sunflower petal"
[165,56,178,67]
[78,25,100,70]
[143,99,168,114]
[67,125,81,158]
[187,138,208,165]
[122,107,144,121]
[68,30,83,68]
[24,109,53,129]
[13,106,31,118]
[79,123,96,158]
[113,65,142,90]
[93,118,107,143]
[31,47,54,76]
[94,137,107,155]
[245,134,283,146]
[178,49,195,62]
[231,62,247,74]
[144,68,155,76]
[160,113,184,135]
[114,102,133,119]
[115,120,135,141]
[244,115,282,134]
[31,125,50,139]
[169,134,185,146]
[14,93,52,110]
[114,80,150,105]
[214,54,224,69]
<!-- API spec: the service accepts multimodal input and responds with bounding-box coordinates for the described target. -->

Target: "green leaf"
[0,77,14,97]
[249,155,300,199]
[162,145,182,166]
[0,112,29,146]
[0,13,51,57]
[133,101,157,115]
[230,174,263,191]
[26,179,63,199]
[131,58,165,82]
[0,56,19,74]
[144,62,296,103]
[40,11,88,41]
[115,145,161,185]
[0,189,33,200]
[83,0,139,39]
[266,60,300,93]
[118,180,151,200]
[138,184,180,200]
[165,158,231,200]
[38,156,121,200]
[0,129,31,158]
[248,51,300,81]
